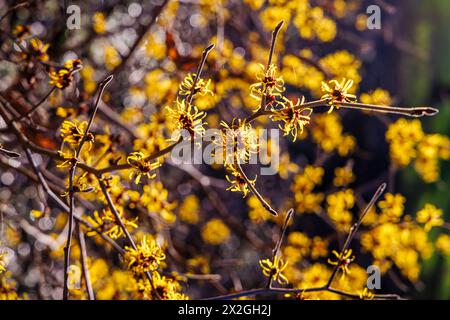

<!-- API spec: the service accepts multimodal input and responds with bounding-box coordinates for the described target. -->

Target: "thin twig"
[0,1,29,22]
[260,20,283,112]
[326,182,387,287]
[267,209,294,288]
[77,223,95,300]
[187,44,215,105]
[14,87,56,121]
[63,75,113,300]
[235,160,278,216]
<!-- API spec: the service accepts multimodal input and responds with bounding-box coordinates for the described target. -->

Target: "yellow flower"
[201,218,230,245]
[435,234,450,255]
[416,204,444,232]
[124,236,166,274]
[126,152,161,184]
[225,164,255,198]
[85,208,138,240]
[321,78,357,113]
[93,12,106,34]
[49,59,82,89]
[56,149,78,168]
[270,96,312,141]
[137,271,188,300]
[0,251,7,273]
[327,189,354,232]
[60,120,93,149]
[327,249,355,279]
[179,73,213,97]
[311,113,356,156]
[217,118,259,165]
[360,88,392,106]
[378,193,405,223]
[249,64,285,109]
[166,99,207,139]
[30,209,44,219]
[259,256,289,285]
[385,119,427,168]
[359,287,375,300]
[333,166,355,187]
[13,25,30,39]
[141,182,177,224]
[179,195,200,224]
[24,38,49,62]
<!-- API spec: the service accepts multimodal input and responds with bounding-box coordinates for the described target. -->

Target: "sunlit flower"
[166,99,207,139]
[259,256,289,285]
[127,152,161,184]
[270,96,312,141]
[359,287,375,300]
[250,64,285,110]
[225,164,255,198]
[85,208,138,240]
[217,118,259,165]
[49,59,82,89]
[327,249,355,278]
[60,120,93,149]
[124,236,166,274]
[321,78,357,113]
[179,73,213,97]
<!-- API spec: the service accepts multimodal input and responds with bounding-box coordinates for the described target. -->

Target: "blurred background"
[0,0,449,299]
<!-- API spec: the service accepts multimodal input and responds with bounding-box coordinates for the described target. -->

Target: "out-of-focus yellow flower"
[244,0,265,10]
[30,209,44,219]
[291,166,324,214]
[260,256,289,285]
[333,166,355,187]
[13,25,30,39]
[260,6,291,31]
[187,255,210,275]
[416,204,444,232]
[93,12,106,34]
[179,195,200,224]
[201,218,230,245]
[360,88,392,106]
[104,45,121,70]
[294,5,336,42]
[327,189,354,232]
[435,234,450,255]
[311,236,329,260]
[141,182,177,224]
[378,193,405,223]
[0,251,7,273]
[311,113,356,156]
[24,38,49,62]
